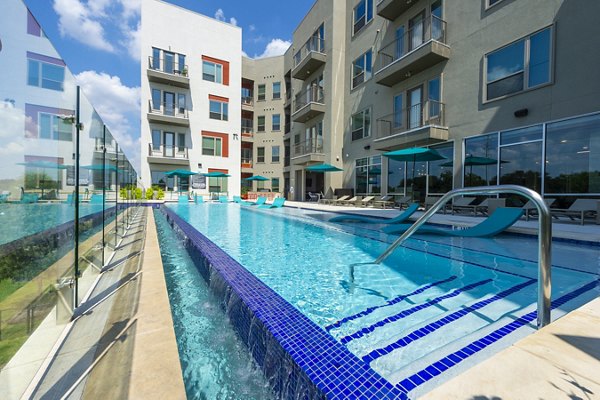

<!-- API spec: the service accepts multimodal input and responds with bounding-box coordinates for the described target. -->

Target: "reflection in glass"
[387,158,406,195]
[500,141,543,192]
[529,28,551,87]
[428,142,453,194]
[464,133,499,186]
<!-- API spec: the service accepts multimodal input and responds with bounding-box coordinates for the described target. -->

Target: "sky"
[24,0,315,173]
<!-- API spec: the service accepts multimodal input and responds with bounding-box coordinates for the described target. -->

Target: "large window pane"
[464,133,499,186]
[501,125,542,145]
[387,158,406,195]
[500,141,543,192]
[529,28,551,87]
[428,142,454,194]
[545,114,600,194]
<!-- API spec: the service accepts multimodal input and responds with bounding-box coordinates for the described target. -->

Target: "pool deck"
[287,200,600,399]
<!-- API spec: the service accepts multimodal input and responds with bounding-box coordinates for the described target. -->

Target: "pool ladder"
[375,185,552,329]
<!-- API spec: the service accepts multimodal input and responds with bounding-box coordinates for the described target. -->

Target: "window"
[352,49,372,88]
[351,108,371,140]
[257,147,265,163]
[355,156,381,195]
[272,114,281,131]
[39,113,72,141]
[485,27,552,101]
[209,99,228,120]
[272,178,280,192]
[257,84,266,101]
[27,58,65,91]
[152,48,160,70]
[487,0,503,7]
[151,129,161,150]
[203,60,222,83]
[272,146,280,163]
[177,54,186,74]
[163,51,175,74]
[353,0,373,35]
[273,82,281,99]
[202,136,222,156]
[151,89,161,110]
[257,116,266,132]
[464,133,499,186]
[177,133,186,152]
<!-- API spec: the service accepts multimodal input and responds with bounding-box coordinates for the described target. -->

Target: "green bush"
[119,187,127,199]
[134,187,142,200]
[145,187,154,200]
[157,188,165,200]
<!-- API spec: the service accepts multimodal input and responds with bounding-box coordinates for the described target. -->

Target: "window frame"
[209,99,229,121]
[272,82,281,99]
[257,116,266,132]
[352,49,373,89]
[484,26,553,102]
[202,136,223,156]
[257,147,265,163]
[27,59,65,91]
[272,114,281,131]
[351,107,372,141]
[353,0,373,36]
[272,145,280,163]
[257,84,266,101]
[38,112,72,141]
[202,60,223,83]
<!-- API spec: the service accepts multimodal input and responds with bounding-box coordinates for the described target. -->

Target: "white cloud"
[229,17,238,26]
[249,24,256,32]
[74,71,141,170]
[53,0,115,52]
[256,38,291,58]
[214,8,237,26]
[121,21,141,60]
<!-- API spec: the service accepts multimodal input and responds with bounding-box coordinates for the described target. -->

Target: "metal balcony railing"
[376,15,447,72]
[148,100,189,119]
[242,96,253,106]
[376,101,445,139]
[294,35,326,67]
[148,56,188,76]
[241,158,253,168]
[148,143,189,159]
[293,86,324,114]
[294,138,323,157]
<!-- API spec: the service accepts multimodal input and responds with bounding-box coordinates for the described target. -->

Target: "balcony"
[374,101,448,150]
[375,16,450,87]
[377,0,416,21]
[292,36,326,80]
[241,158,253,171]
[292,86,325,123]
[241,96,253,111]
[147,56,189,88]
[292,138,325,165]
[147,100,190,127]
[241,125,254,140]
[147,144,189,165]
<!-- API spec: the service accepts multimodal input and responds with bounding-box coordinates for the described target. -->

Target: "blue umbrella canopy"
[306,163,343,172]
[383,147,446,162]
[165,169,198,177]
[244,175,269,181]
[202,171,231,178]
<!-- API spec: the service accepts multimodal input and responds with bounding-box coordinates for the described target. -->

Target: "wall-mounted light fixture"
[514,108,528,118]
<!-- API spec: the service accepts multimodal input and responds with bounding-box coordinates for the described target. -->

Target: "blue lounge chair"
[0,191,10,203]
[178,195,189,203]
[218,195,229,203]
[329,203,420,224]
[233,196,242,203]
[90,194,104,204]
[242,196,266,206]
[20,193,39,203]
[194,194,204,204]
[258,197,286,209]
[382,207,524,237]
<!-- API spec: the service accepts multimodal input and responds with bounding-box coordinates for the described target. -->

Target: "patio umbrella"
[306,163,343,172]
[440,156,503,185]
[244,175,269,189]
[165,169,198,193]
[383,147,446,197]
[17,161,69,198]
[202,171,231,194]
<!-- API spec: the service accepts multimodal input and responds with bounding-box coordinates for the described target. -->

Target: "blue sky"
[24,0,315,171]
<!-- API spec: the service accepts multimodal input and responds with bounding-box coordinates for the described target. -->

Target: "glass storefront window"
[464,133,499,186]
[355,156,381,195]
[428,142,454,194]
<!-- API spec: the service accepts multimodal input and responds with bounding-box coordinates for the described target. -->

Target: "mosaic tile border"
[161,206,409,400]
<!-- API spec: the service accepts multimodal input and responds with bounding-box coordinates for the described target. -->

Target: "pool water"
[164,203,599,391]
[154,210,274,400]
[0,203,106,245]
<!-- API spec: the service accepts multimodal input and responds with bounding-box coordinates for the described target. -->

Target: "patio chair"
[218,195,229,203]
[242,196,267,206]
[450,197,477,214]
[551,199,599,225]
[330,195,350,206]
[307,192,319,202]
[522,198,555,221]
[329,203,420,224]
[373,195,395,209]
[195,194,205,204]
[358,196,375,207]
[395,195,412,209]
[452,198,491,216]
[338,196,362,206]
[178,195,189,203]
[20,193,39,203]
[233,196,242,203]
[383,207,524,237]
[258,197,286,209]
[424,196,446,212]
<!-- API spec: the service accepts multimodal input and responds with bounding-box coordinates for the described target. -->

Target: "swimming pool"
[162,203,600,398]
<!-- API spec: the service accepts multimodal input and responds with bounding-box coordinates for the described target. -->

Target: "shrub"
[145,187,154,200]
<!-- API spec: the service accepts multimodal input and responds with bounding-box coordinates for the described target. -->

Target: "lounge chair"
[395,195,413,209]
[233,196,242,203]
[522,198,555,221]
[372,195,395,209]
[178,195,189,203]
[424,196,445,212]
[329,203,420,224]
[194,194,204,204]
[551,199,598,225]
[242,196,267,206]
[330,195,350,206]
[218,195,229,203]
[338,196,362,206]
[450,197,477,214]
[358,195,375,207]
[452,198,490,216]
[383,207,524,237]
[0,192,9,203]
[307,192,319,202]
[20,193,39,203]
[258,197,286,209]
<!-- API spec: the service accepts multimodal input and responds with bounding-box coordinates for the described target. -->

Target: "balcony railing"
[294,138,324,157]
[148,56,188,76]
[241,158,253,168]
[294,86,324,114]
[376,15,447,72]
[148,143,189,159]
[148,100,189,119]
[241,126,253,137]
[376,101,445,138]
[294,36,326,67]
[242,96,253,106]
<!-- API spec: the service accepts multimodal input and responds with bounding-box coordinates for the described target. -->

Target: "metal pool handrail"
[374,185,552,329]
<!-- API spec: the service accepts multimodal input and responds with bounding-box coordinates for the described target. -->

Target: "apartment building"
[140,0,242,197]
[286,0,600,203]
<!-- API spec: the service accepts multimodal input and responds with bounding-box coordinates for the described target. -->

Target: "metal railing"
[294,86,324,114]
[294,138,323,157]
[376,101,445,138]
[241,158,253,168]
[376,15,447,72]
[148,100,188,119]
[369,185,552,328]
[294,35,326,67]
[242,96,253,106]
[148,143,189,159]
[148,56,188,76]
